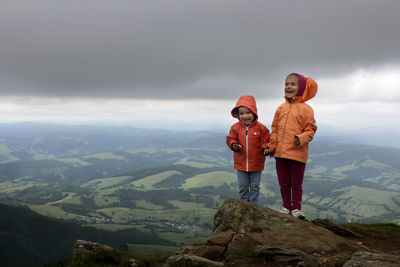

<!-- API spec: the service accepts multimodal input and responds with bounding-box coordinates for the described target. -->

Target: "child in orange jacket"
[264,73,317,219]
[227,95,270,205]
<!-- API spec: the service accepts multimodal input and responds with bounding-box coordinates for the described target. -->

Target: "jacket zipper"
[246,126,249,172]
[278,102,292,154]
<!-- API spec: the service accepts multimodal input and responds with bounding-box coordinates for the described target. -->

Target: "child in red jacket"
[227,95,270,205]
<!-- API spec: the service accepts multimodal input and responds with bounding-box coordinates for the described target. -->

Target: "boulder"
[168,198,369,266]
[73,239,114,259]
[72,240,145,267]
[343,251,400,267]
[167,254,224,267]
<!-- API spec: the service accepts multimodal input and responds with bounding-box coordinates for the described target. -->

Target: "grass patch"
[83,152,127,160]
[83,176,132,189]
[98,207,215,225]
[181,171,236,189]
[343,223,400,234]
[158,229,211,246]
[55,158,91,166]
[49,192,81,205]
[173,160,217,168]
[93,193,120,207]
[135,200,165,210]
[168,200,205,209]
[29,204,86,221]
[130,170,181,189]
[82,223,139,231]
[330,186,400,217]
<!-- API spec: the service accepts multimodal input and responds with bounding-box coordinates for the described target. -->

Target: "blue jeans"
[237,170,261,205]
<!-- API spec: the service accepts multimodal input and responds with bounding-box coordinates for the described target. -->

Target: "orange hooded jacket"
[226,95,270,172]
[268,77,318,164]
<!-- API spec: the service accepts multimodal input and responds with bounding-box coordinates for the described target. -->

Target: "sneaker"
[279,207,291,214]
[291,209,306,220]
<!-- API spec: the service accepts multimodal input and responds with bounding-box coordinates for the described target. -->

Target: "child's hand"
[231,143,242,152]
[263,147,271,155]
[294,136,300,146]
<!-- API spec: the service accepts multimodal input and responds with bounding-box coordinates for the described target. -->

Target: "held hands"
[263,147,273,156]
[294,136,301,146]
[231,143,243,152]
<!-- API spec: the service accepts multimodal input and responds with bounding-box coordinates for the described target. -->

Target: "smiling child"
[227,95,270,205]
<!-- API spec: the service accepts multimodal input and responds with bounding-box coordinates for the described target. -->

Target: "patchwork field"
[0,123,399,250]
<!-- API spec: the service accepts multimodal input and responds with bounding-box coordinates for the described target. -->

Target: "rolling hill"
[0,122,399,255]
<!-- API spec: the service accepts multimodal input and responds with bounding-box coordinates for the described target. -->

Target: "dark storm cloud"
[0,0,399,99]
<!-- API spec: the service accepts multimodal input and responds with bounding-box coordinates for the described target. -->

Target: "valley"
[0,123,399,255]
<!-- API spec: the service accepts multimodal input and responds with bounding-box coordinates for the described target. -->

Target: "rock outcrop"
[167,198,399,266]
[71,199,400,266]
[73,239,114,259]
[342,251,400,267]
[73,240,145,267]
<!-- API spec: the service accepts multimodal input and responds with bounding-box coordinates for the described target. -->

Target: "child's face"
[238,106,255,126]
[285,75,299,99]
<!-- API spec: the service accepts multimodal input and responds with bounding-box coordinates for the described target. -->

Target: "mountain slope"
[0,203,170,266]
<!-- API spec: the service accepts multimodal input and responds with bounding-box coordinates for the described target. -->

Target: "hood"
[231,95,258,121]
[299,77,318,103]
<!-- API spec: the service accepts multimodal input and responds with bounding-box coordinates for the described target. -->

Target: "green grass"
[0,179,39,194]
[130,170,181,189]
[259,184,276,198]
[332,163,358,176]
[82,223,140,231]
[49,192,82,205]
[29,204,86,221]
[93,193,120,206]
[168,200,205,209]
[174,159,220,168]
[308,165,328,175]
[83,152,127,160]
[55,158,91,166]
[343,223,400,234]
[0,144,19,163]
[181,171,236,189]
[360,159,392,169]
[98,207,215,225]
[84,223,157,234]
[158,229,212,246]
[83,176,132,189]
[331,186,400,218]
[135,200,165,210]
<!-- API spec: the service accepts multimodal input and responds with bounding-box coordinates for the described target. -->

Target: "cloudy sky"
[1,0,399,131]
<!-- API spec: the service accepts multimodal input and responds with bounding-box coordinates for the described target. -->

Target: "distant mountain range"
[0,122,399,265]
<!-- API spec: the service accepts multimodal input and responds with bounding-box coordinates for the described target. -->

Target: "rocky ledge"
[167,198,400,266]
[72,198,400,266]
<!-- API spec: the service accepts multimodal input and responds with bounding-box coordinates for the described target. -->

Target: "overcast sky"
[0,0,399,131]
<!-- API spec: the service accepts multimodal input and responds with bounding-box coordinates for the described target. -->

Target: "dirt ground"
[346,227,400,256]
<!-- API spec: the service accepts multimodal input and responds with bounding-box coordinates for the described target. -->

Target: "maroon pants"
[275,157,306,211]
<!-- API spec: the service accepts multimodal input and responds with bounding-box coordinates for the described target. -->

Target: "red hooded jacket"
[226,95,270,172]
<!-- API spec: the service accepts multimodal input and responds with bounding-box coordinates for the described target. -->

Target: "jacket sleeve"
[260,125,270,149]
[267,108,280,152]
[226,125,239,150]
[296,107,317,146]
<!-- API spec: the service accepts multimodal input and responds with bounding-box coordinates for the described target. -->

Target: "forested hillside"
[0,203,170,266]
